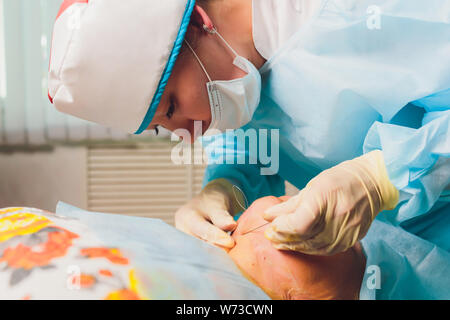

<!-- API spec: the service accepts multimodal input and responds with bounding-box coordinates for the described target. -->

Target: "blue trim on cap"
[134,0,196,134]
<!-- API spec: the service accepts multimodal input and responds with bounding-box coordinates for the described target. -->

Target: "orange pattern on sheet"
[80,247,129,265]
[78,274,97,289]
[0,207,145,300]
[99,269,113,277]
[0,227,79,269]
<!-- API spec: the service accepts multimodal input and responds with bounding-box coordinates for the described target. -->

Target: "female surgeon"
[49,0,449,298]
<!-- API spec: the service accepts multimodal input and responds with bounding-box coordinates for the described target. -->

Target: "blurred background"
[0,0,298,225]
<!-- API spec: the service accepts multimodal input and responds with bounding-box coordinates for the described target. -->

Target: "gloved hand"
[264,150,399,256]
[175,178,245,249]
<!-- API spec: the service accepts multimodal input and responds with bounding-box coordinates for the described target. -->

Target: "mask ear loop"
[184,40,213,82]
[184,40,219,134]
[203,24,240,59]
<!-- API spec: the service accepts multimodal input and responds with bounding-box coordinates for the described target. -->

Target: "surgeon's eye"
[154,126,160,136]
[166,99,175,120]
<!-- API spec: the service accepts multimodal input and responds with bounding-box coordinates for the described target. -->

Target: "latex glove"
[175,178,245,249]
[264,150,399,256]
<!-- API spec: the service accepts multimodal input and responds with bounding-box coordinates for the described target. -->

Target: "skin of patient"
[228,196,366,300]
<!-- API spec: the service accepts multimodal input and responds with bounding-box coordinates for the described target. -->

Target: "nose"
[165,119,198,144]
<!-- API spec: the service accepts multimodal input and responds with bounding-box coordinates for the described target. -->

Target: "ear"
[190,4,215,31]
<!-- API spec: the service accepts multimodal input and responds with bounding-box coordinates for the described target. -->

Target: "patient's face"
[228,196,366,300]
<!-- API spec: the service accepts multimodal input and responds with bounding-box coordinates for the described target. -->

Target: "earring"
[202,24,217,34]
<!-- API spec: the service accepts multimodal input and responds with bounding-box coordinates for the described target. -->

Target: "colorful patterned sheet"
[0,204,269,300]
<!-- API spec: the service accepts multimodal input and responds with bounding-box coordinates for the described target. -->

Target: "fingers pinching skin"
[175,179,240,249]
[189,214,235,248]
[207,209,237,232]
[175,204,235,248]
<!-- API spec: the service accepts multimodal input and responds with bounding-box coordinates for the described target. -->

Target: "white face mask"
[185,28,262,135]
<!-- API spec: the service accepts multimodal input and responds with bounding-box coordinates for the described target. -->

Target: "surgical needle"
[241,222,271,235]
[231,186,271,235]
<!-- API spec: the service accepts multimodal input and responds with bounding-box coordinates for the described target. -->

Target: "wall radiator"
[87,142,206,226]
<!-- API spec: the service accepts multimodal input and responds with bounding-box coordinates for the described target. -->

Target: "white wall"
[0,146,88,212]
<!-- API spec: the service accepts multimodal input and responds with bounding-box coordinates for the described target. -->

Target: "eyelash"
[155,100,175,136]
[166,100,175,120]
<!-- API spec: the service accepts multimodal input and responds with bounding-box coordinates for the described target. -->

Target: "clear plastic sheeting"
[55,202,269,300]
